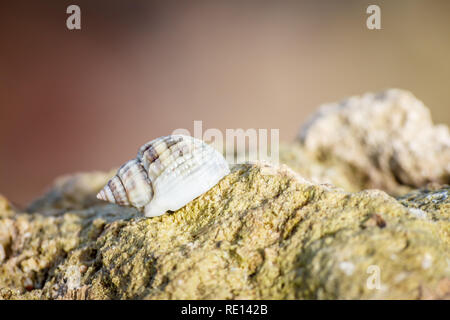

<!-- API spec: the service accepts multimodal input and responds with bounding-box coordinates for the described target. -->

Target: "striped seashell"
[97,135,230,217]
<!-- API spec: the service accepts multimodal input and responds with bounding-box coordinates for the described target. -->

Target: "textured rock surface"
[0,163,448,300]
[1,89,449,300]
[291,89,450,195]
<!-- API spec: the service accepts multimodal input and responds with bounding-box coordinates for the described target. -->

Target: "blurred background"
[1,0,449,206]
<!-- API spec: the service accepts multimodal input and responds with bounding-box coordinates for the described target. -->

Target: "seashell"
[97,135,230,217]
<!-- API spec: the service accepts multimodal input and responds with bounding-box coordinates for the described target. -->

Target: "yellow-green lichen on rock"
[1,162,448,300]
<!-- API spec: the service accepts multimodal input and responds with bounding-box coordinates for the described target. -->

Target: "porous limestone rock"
[2,89,449,300]
[279,142,364,193]
[0,163,448,300]
[295,89,450,195]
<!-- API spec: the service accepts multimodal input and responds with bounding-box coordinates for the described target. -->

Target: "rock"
[2,89,449,299]
[26,170,117,215]
[294,89,450,195]
[397,184,449,220]
[1,163,448,299]
[279,142,364,193]
[0,195,16,219]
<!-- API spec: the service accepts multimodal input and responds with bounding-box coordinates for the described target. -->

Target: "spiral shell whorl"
[97,135,230,217]
[97,159,153,210]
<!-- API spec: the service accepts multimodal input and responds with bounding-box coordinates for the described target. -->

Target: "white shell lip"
[143,149,230,217]
[96,134,230,218]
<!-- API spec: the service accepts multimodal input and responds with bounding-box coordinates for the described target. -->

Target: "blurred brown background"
[1,0,449,206]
